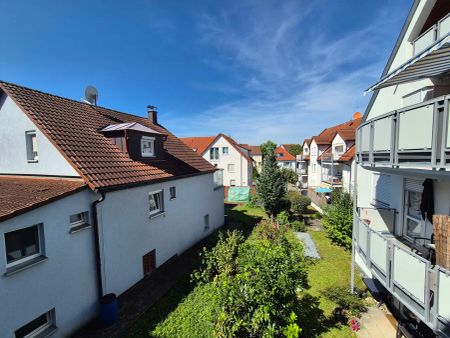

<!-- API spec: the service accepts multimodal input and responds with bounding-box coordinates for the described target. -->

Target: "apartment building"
[0,81,224,337]
[353,1,450,336]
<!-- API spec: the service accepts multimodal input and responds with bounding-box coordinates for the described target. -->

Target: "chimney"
[147,105,158,124]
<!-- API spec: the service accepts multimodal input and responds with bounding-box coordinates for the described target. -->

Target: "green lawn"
[127,204,365,338]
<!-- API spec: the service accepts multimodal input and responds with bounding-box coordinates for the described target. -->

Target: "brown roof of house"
[336,128,357,141]
[0,176,86,222]
[274,146,296,161]
[180,134,251,162]
[338,145,356,162]
[0,81,216,190]
[312,118,361,145]
[302,139,311,147]
[247,145,262,156]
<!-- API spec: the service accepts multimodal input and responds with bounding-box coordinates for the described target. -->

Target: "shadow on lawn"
[127,204,263,338]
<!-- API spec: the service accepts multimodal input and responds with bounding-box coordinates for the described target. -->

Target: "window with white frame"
[230,179,236,186]
[222,147,229,155]
[15,309,55,338]
[141,136,155,157]
[5,224,42,268]
[25,131,38,162]
[149,190,164,216]
[69,211,89,231]
[403,179,424,241]
[210,147,219,160]
[334,144,344,154]
[169,186,176,200]
[227,163,235,172]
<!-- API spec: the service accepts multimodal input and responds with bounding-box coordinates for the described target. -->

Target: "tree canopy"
[260,140,277,159]
[287,144,302,157]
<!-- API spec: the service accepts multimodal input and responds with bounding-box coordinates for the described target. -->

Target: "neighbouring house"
[0,81,224,338]
[247,145,263,173]
[304,116,361,203]
[296,139,311,191]
[274,145,296,171]
[353,1,450,336]
[181,134,253,187]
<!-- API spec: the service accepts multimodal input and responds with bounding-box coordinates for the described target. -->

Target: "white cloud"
[167,0,403,145]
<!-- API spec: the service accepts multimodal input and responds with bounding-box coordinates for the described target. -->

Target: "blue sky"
[0,0,409,144]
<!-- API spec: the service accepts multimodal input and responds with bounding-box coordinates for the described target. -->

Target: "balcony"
[356,95,450,170]
[297,168,307,175]
[354,211,450,333]
[413,13,450,56]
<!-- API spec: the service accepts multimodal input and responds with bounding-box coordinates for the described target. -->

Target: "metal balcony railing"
[356,95,450,169]
[354,213,450,333]
[413,13,450,56]
[297,168,307,175]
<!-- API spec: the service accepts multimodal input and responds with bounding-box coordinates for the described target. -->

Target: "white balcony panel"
[438,270,450,320]
[439,14,450,40]
[360,124,371,152]
[373,117,392,151]
[414,28,436,56]
[369,231,388,273]
[447,105,450,149]
[398,105,434,150]
[392,246,426,303]
[358,221,368,255]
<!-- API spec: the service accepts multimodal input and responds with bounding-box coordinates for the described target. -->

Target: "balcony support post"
[440,98,449,169]
[431,102,440,167]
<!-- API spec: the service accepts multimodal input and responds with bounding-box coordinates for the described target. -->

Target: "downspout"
[350,158,357,294]
[92,191,105,298]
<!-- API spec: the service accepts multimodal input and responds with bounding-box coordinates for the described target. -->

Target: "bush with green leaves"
[291,220,306,232]
[288,191,311,215]
[247,193,262,208]
[321,286,367,318]
[281,168,299,185]
[322,190,353,249]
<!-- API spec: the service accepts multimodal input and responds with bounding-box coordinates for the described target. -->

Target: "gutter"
[92,191,105,298]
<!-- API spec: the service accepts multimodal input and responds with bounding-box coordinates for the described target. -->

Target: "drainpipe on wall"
[350,160,357,294]
[92,191,106,298]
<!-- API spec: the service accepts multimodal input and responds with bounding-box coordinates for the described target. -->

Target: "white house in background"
[353,1,450,336]
[296,139,311,191]
[0,80,224,338]
[274,145,296,171]
[181,134,253,187]
[247,145,263,173]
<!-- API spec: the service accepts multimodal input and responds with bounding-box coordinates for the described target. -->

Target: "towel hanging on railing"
[420,178,434,223]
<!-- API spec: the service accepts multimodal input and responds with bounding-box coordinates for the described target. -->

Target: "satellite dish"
[84,86,98,105]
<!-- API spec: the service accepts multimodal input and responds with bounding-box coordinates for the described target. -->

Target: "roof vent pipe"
[147,105,158,125]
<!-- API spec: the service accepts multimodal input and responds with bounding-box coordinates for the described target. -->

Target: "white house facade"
[181,134,253,187]
[0,81,224,338]
[354,1,450,336]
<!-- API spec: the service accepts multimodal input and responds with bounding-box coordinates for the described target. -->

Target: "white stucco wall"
[97,173,224,295]
[276,160,296,171]
[0,94,79,177]
[202,136,252,187]
[0,189,98,338]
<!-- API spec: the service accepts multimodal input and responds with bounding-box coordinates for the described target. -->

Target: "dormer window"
[141,136,155,157]
[25,131,38,162]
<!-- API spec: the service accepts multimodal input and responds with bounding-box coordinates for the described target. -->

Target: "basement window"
[169,187,176,200]
[141,136,155,157]
[5,225,43,269]
[25,131,38,162]
[15,309,56,338]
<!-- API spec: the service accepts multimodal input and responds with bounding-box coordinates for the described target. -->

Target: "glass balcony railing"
[354,213,450,332]
[413,13,450,56]
[356,95,450,169]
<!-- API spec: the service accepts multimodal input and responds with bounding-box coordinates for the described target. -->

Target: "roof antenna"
[83,86,99,105]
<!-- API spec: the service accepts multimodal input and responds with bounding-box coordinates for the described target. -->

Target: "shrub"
[247,193,262,208]
[288,191,311,215]
[291,220,306,232]
[321,286,367,318]
[281,168,299,185]
[322,190,353,249]
[277,210,291,228]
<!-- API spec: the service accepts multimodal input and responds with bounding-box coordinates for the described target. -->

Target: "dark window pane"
[15,313,48,338]
[5,226,39,264]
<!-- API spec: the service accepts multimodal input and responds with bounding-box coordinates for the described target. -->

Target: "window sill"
[169,198,176,201]
[149,211,165,220]
[37,324,57,338]
[214,185,224,191]
[69,223,92,234]
[27,159,39,163]
[4,255,48,277]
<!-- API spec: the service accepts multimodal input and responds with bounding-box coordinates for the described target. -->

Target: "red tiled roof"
[338,145,356,162]
[274,146,295,161]
[312,118,361,145]
[0,176,86,221]
[179,136,216,155]
[239,143,251,151]
[336,128,357,141]
[0,81,216,190]
[180,134,251,162]
[247,145,262,156]
[302,139,311,147]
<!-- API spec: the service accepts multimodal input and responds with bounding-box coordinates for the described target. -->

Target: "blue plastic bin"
[100,293,118,326]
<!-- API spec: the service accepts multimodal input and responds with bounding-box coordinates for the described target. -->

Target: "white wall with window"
[97,172,224,296]
[0,94,79,177]
[0,189,98,338]
[141,136,155,157]
[201,135,252,187]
